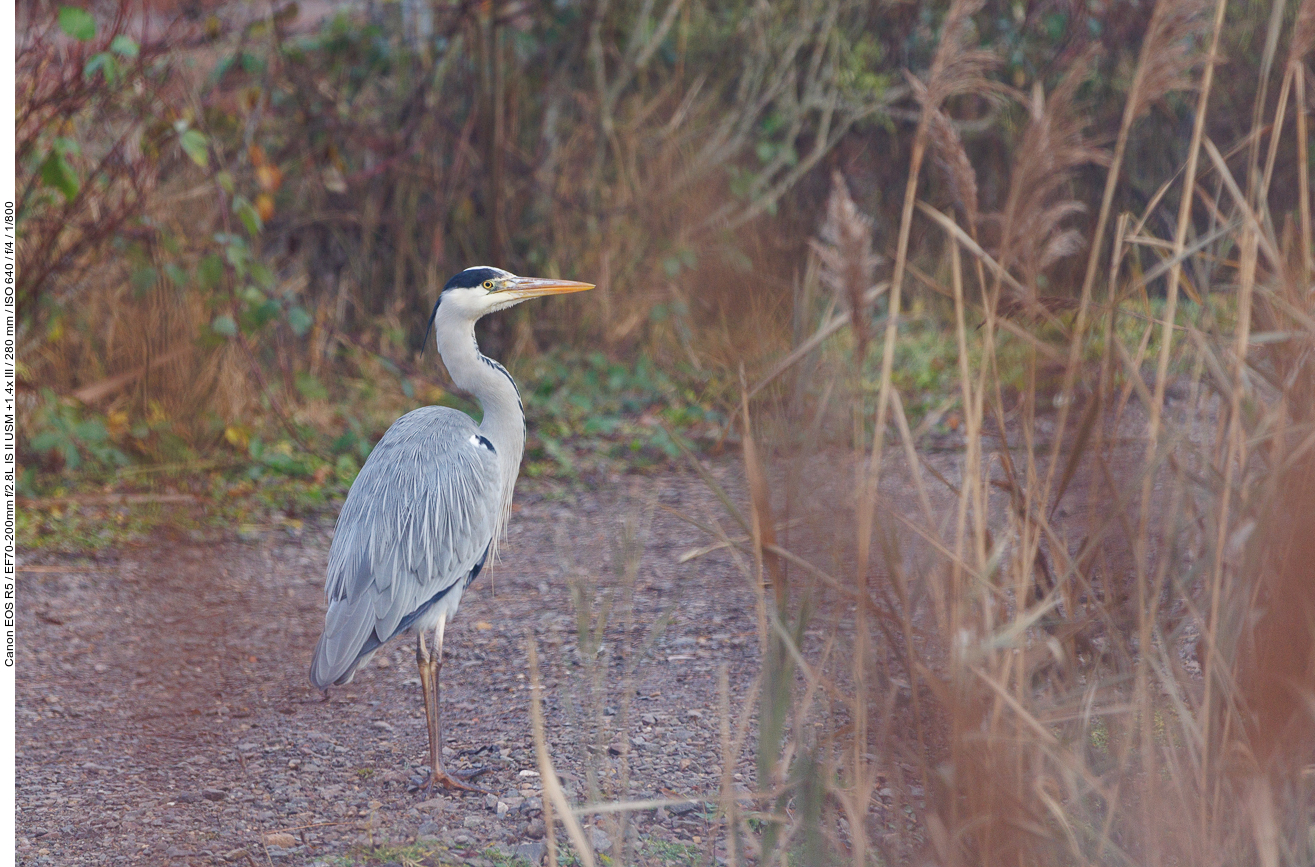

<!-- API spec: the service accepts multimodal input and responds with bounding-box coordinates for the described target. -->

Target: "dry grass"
[523,0,1315,864]
[20,1,1315,860]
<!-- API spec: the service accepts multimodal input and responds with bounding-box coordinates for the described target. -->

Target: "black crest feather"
[443,267,503,291]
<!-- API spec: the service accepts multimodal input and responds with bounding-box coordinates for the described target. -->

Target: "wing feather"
[309,407,499,688]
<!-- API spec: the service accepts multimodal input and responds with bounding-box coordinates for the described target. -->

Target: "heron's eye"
[483,280,494,290]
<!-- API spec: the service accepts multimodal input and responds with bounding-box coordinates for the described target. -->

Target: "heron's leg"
[422,615,491,794]
[415,630,442,790]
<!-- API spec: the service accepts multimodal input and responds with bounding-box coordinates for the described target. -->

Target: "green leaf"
[110,34,138,57]
[287,305,313,337]
[164,263,188,286]
[84,52,117,84]
[295,372,328,401]
[197,254,224,289]
[58,6,96,41]
[52,136,80,157]
[131,266,158,293]
[179,128,209,168]
[39,150,79,201]
[29,432,61,453]
[73,419,108,443]
[247,261,274,289]
[247,298,280,329]
[211,314,238,338]
[233,196,262,237]
[224,242,248,272]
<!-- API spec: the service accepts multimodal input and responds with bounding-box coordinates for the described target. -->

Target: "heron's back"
[310,406,500,688]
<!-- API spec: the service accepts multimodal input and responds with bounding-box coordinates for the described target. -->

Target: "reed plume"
[809,171,881,361]
[989,59,1106,320]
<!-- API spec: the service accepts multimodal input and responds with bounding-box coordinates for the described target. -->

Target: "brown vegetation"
[17,0,1315,864]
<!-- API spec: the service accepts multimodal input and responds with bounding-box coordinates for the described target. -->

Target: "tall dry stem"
[527,639,597,867]
[1076,0,1210,311]
[858,4,995,794]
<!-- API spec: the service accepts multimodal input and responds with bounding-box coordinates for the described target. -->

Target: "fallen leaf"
[262,832,297,848]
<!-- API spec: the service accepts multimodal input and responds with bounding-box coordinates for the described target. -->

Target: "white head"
[426,267,594,340]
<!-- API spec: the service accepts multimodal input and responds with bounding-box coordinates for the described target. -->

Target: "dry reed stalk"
[865,0,994,549]
[717,665,739,867]
[945,237,985,852]
[982,65,1103,636]
[739,373,786,612]
[1115,3,1230,856]
[1200,166,1260,846]
[527,638,596,867]
[1048,0,1217,540]
[1076,0,1210,315]
[1246,0,1290,215]
[1235,447,1315,771]
[746,281,889,399]
[856,4,997,831]
[1258,0,1315,208]
[1292,0,1315,281]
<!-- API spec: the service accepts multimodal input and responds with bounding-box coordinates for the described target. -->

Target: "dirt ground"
[16,465,779,867]
[17,388,1204,867]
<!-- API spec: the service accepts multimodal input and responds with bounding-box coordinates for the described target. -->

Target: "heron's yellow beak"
[497,276,594,300]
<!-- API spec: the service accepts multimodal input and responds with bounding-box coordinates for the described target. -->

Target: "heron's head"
[431,267,594,325]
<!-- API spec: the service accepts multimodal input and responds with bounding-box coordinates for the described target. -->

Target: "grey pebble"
[514,841,546,865]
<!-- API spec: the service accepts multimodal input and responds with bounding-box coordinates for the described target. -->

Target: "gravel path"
[18,392,1201,866]
[17,468,767,866]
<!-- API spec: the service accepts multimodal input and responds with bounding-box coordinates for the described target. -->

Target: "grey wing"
[309,407,499,688]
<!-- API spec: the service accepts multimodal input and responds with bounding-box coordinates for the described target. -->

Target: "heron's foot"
[410,765,492,796]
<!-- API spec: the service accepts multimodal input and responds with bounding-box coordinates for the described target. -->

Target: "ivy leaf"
[246,261,274,289]
[84,52,118,84]
[110,34,138,57]
[58,6,96,41]
[179,128,209,168]
[211,315,238,338]
[131,265,158,293]
[39,150,79,201]
[197,254,224,289]
[287,305,313,337]
[164,263,188,286]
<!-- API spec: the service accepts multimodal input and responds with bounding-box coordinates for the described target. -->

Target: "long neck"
[434,308,525,557]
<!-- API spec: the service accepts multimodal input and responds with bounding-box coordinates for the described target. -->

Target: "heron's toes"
[409,766,492,796]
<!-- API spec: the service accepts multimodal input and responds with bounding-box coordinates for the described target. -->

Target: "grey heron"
[309,266,593,793]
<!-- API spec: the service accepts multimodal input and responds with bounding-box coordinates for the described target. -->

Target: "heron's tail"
[309,599,377,689]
